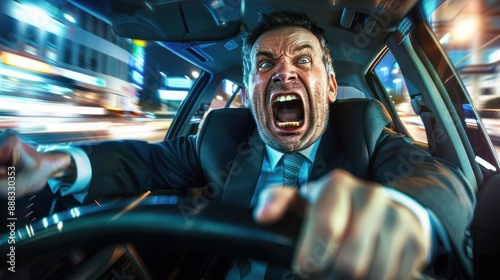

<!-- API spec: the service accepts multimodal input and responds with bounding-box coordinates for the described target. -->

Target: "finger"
[330,209,382,278]
[388,202,428,279]
[397,235,426,280]
[329,183,387,278]
[368,206,404,280]
[0,130,37,166]
[253,186,301,224]
[0,130,18,164]
[396,223,427,279]
[293,173,352,277]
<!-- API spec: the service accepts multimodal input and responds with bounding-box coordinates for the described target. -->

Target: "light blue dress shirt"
[249,141,320,207]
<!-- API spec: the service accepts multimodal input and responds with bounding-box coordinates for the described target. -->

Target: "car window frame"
[164,71,222,139]
[366,18,496,192]
[408,20,499,188]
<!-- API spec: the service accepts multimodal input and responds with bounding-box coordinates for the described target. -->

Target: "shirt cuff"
[382,187,433,264]
[44,146,92,203]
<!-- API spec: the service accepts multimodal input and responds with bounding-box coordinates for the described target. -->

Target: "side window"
[198,79,245,130]
[210,79,246,109]
[157,76,194,114]
[0,51,197,145]
[208,79,245,110]
[374,50,428,143]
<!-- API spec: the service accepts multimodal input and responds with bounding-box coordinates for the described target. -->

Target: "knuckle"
[328,169,350,183]
[383,205,400,229]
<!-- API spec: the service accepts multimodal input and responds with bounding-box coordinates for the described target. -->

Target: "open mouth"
[272,94,304,129]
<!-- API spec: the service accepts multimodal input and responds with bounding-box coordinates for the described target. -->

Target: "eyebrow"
[293,44,314,53]
[255,43,315,59]
[255,50,275,59]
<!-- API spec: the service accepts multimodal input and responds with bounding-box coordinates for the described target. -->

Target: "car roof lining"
[71,0,446,91]
[157,0,426,89]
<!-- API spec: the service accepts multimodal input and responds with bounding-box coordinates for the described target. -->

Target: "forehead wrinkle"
[254,43,315,61]
[256,50,276,59]
[250,28,321,68]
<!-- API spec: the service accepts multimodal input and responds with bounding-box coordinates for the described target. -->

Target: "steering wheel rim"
[1,195,301,268]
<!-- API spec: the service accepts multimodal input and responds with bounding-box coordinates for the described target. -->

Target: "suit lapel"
[309,114,345,181]
[220,104,346,205]
[222,130,265,207]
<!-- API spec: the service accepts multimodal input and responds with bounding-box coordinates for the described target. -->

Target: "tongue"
[277,106,302,122]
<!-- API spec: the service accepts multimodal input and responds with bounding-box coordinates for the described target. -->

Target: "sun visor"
[70,0,244,42]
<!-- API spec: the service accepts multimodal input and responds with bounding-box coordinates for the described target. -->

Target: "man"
[0,10,474,279]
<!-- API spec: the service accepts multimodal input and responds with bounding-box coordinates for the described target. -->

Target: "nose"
[272,61,297,83]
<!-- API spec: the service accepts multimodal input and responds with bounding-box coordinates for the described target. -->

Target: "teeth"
[274,94,299,103]
[276,120,303,128]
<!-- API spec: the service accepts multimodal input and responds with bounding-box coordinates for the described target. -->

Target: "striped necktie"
[283,153,307,188]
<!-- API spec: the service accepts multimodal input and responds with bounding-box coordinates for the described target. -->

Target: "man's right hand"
[0,129,71,198]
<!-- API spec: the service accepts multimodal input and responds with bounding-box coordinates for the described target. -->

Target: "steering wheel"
[0,195,301,270]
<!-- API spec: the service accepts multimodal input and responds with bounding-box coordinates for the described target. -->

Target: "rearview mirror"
[71,0,244,41]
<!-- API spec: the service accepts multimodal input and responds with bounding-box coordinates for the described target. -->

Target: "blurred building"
[0,0,145,113]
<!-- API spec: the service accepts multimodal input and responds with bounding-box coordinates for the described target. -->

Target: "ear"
[327,73,338,103]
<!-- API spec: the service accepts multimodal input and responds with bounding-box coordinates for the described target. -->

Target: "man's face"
[246,27,338,153]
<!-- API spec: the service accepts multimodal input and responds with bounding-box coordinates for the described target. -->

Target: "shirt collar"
[265,139,321,171]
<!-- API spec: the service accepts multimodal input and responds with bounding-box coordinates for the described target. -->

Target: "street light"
[63,13,76,24]
[453,19,477,41]
[380,66,388,82]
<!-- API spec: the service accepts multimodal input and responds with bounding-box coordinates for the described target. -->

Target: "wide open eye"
[297,57,310,64]
[259,61,273,69]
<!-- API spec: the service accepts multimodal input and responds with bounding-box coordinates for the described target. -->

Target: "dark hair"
[241,10,334,87]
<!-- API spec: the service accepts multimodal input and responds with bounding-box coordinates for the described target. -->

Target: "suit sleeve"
[72,108,247,203]
[331,99,474,277]
[371,126,475,278]
[75,136,206,202]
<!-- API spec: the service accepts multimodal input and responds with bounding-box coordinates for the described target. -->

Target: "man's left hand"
[254,169,428,279]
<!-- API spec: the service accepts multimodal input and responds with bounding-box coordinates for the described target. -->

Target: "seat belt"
[411,95,438,156]
[420,111,437,155]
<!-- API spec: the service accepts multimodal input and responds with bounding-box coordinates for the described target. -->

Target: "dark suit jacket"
[77,99,475,278]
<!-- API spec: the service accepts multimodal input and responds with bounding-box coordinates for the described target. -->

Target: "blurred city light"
[30,7,49,25]
[14,2,64,33]
[490,49,500,63]
[25,224,34,238]
[440,33,451,45]
[0,96,106,116]
[1,51,54,75]
[63,13,76,23]
[132,40,147,47]
[159,90,188,100]
[453,19,477,41]
[0,68,43,83]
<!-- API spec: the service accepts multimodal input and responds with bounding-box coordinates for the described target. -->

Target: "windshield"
[0,0,202,144]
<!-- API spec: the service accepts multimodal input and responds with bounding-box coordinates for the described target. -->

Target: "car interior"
[1,0,499,279]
